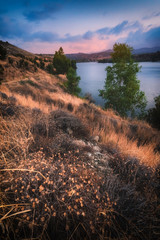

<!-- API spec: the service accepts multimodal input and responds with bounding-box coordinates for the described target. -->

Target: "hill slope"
[65,47,160,62]
[0,41,160,240]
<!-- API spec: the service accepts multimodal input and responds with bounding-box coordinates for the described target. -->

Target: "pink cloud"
[22,35,123,54]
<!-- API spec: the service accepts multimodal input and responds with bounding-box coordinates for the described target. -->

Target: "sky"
[0,0,160,53]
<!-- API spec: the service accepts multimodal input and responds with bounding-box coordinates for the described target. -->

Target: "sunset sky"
[0,0,160,53]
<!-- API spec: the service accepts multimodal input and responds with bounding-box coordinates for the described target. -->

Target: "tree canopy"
[65,67,81,96]
[53,47,71,74]
[99,43,147,117]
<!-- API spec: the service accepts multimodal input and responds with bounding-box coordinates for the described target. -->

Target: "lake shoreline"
[77,62,160,110]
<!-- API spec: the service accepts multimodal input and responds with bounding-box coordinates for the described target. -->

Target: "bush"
[0,45,7,60]
[18,59,29,69]
[146,95,160,130]
[40,59,45,69]
[0,64,4,84]
[84,92,95,103]
[46,63,54,74]
[8,57,14,64]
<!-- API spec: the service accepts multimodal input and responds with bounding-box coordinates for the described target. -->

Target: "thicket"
[147,95,160,130]
[17,59,29,69]
[46,63,54,74]
[0,64,4,84]
[0,45,7,60]
[8,57,14,64]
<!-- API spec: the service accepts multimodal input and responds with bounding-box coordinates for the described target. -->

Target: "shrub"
[146,95,160,130]
[0,64,4,84]
[0,45,7,60]
[8,57,14,64]
[46,63,54,74]
[40,59,45,69]
[84,92,95,103]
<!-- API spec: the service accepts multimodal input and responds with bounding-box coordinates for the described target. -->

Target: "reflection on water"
[77,62,160,109]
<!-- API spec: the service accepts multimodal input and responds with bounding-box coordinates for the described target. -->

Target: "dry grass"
[0,114,34,162]
[0,70,160,239]
[1,76,160,168]
[1,75,160,168]
[74,104,160,168]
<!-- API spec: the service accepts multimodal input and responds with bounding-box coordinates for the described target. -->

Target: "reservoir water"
[77,62,160,109]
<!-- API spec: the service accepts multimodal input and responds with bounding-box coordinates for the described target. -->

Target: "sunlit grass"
[0,71,160,239]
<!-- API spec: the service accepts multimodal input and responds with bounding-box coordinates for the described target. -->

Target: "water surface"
[77,62,160,109]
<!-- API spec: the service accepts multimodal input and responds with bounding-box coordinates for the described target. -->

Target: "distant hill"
[133,46,160,54]
[66,47,160,62]
[66,49,112,62]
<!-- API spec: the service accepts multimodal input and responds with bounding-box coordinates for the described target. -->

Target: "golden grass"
[0,73,160,239]
[44,90,84,107]
[74,105,160,168]
[15,94,54,113]
[97,127,159,167]
[0,114,34,162]
[1,71,159,169]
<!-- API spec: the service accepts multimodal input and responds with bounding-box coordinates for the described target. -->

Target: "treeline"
[98,58,112,63]
[98,51,160,63]
[133,51,160,62]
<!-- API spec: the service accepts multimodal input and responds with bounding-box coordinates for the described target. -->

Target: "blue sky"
[0,0,160,53]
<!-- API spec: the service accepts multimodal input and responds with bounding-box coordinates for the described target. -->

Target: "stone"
[93,145,101,152]
[93,135,99,142]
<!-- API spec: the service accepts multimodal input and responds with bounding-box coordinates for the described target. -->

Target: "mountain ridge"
[66,46,160,61]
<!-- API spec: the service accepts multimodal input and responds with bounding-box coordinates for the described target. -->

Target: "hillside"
[36,46,160,62]
[65,47,160,62]
[66,50,112,62]
[0,41,160,240]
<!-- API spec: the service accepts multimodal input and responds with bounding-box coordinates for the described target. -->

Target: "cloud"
[109,20,128,35]
[24,3,62,21]
[96,20,140,38]
[0,16,27,39]
[125,27,160,48]
[1,14,160,52]
[83,31,94,40]
[96,27,109,35]
[30,31,59,42]
[144,27,160,45]
[143,11,160,20]
[0,16,59,42]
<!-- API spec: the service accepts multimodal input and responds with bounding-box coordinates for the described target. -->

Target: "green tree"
[99,43,147,117]
[53,47,71,74]
[146,95,160,130]
[65,67,81,96]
